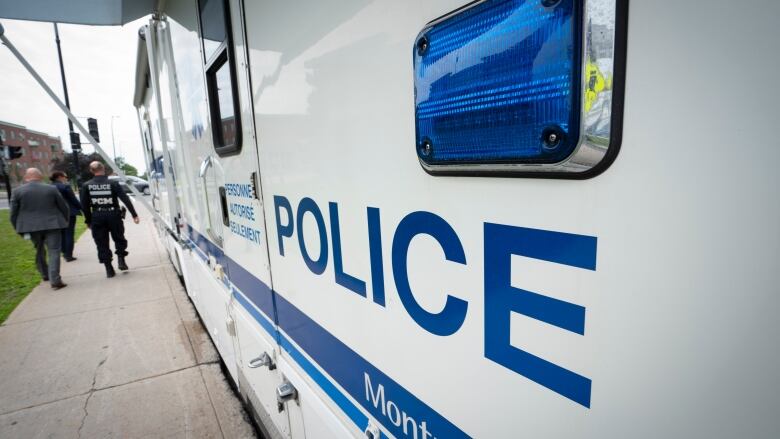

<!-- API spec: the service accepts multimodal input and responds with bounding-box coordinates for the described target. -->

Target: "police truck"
[54,0,780,437]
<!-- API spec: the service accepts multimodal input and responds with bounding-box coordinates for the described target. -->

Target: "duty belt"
[93,207,119,213]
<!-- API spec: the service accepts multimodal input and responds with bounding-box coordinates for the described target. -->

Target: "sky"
[0,17,150,173]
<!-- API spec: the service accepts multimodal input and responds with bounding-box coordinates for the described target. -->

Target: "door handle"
[198,156,213,178]
[364,422,380,439]
[198,155,222,246]
[248,352,275,370]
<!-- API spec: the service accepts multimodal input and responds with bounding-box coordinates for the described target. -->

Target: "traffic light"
[70,131,81,151]
[87,118,100,142]
[2,145,23,160]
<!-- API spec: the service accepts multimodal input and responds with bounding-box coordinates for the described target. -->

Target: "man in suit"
[51,171,83,262]
[10,168,70,290]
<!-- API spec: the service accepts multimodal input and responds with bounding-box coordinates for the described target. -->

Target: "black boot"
[105,263,116,278]
[117,256,128,271]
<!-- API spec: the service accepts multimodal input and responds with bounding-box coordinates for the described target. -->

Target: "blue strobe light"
[414,0,582,166]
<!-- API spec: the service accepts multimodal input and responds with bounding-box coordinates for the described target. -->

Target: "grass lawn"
[0,210,87,324]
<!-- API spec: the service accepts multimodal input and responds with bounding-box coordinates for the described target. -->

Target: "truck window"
[198,0,242,156]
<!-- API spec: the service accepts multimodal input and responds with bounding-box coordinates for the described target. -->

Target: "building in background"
[0,120,65,186]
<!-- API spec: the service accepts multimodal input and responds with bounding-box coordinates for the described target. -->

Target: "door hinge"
[226,316,236,337]
[250,171,260,200]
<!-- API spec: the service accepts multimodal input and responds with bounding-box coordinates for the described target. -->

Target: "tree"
[51,154,141,187]
[50,152,107,185]
[113,156,139,177]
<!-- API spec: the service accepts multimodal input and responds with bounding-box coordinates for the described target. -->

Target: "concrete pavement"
[0,206,257,438]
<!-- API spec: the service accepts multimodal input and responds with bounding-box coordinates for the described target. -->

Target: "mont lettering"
[274,195,597,408]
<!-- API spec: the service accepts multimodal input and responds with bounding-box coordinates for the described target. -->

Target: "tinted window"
[215,60,236,146]
[198,0,227,62]
[198,0,241,155]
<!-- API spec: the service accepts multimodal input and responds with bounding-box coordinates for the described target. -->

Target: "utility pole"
[54,23,80,188]
[0,138,10,200]
[0,157,8,201]
[111,115,120,160]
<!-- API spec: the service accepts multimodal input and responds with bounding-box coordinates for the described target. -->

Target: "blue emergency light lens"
[414,0,581,164]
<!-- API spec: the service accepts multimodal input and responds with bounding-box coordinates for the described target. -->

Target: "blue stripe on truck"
[273,291,469,438]
[184,225,468,438]
[233,286,373,435]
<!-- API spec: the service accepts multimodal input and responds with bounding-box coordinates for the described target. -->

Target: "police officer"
[80,161,140,278]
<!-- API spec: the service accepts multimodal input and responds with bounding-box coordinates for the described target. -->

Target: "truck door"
[143,26,182,235]
[146,12,241,383]
[195,0,305,437]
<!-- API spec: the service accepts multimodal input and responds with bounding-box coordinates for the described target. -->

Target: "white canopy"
[0,0,158,26]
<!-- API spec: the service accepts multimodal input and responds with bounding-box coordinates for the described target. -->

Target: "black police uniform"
[80,176,137,275]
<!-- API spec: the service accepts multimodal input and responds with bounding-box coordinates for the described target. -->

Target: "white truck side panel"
[139,0,780,437]
[245,0,780,438]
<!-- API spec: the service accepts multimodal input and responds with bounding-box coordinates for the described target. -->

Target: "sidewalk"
[0,204,256,438]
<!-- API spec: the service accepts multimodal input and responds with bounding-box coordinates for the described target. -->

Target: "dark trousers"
[91,214,128,263]
[30,230,62,284]
[61,215,77,258]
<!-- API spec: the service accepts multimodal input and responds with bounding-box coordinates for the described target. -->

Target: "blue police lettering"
[229,220,262,244]
[274,195,293,255]
[229,202,255,221]
[365,372,435,439]
[391,211,468,336]
[225,182,260,245]
[329,202,367,297]
[296,197,328,275]
[272,195,596,407]
[367,207,385,306]
[484,224,596,408]
[224,183,255,198]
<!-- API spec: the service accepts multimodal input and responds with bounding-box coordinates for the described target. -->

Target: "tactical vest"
[86,180,120,213]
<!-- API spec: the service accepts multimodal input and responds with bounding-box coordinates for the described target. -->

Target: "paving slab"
[0,308,110,414]
[80,366,223,438]
[58,250,163,277]
[0,295,197,414]
[56,211,164,278]
[0,394,87,439]
[200,363,257,439]
[5,265,172,325]
[164,263,220,365]
[92,296,198,389]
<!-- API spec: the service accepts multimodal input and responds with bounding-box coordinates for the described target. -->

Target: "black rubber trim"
[417,0,629,180]
[218,186,230,226]
[198,0,243,157]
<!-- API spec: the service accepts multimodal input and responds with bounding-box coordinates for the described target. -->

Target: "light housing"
[413,0,627,178]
